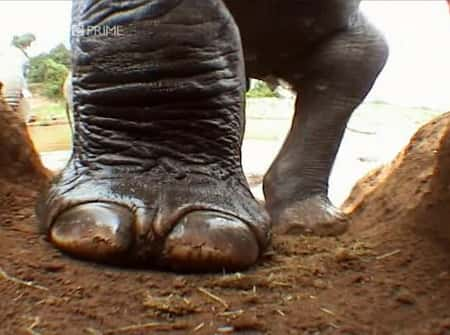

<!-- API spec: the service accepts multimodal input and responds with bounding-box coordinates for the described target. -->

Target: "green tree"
[28,54,48,83]
[12,33,36,58]
[48,43,71,68]
[247,81,279,98]
[27,44,71,100]
[41,59,69,100]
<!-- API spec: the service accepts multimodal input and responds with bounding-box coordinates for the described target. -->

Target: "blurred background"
[0,0,449,205]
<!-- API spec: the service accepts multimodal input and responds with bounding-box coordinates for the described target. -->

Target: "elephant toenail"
[163,211,259,272]
[50,203,134,261]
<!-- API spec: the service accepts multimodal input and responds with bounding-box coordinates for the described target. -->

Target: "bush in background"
[28,43,70,100]
[247,80,280,98]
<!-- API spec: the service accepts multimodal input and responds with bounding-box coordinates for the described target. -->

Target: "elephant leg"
[263,15,388,235]
[37,0,270,272]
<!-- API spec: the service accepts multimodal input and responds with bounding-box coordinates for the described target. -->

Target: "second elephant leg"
[264,18,388,235]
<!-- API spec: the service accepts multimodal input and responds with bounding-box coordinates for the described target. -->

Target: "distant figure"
[0,33,35,120]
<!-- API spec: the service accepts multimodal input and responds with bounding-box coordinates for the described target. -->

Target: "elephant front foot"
[38,168,270,272]
[37,0,272,272]
[266,194,349,236]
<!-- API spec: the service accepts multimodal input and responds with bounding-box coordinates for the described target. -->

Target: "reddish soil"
[0,90,50,185]
[1,113,450,335]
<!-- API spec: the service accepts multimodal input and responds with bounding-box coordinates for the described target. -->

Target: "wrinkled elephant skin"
[37,0,388,272]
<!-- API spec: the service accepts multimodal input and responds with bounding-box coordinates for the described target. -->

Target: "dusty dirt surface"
[2,114,450,335]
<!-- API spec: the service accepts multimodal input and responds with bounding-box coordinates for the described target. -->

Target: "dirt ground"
[2,115,450,335]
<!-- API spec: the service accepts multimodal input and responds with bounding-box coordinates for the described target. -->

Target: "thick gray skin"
[38,0,388,272]
[228,0,388,235]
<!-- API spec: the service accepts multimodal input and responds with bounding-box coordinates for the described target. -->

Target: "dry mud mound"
[0,89,50,185]
[1,114,450,335]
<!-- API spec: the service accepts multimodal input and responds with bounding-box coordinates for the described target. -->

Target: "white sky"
[361,1,450,110]
[0,0,449,110]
